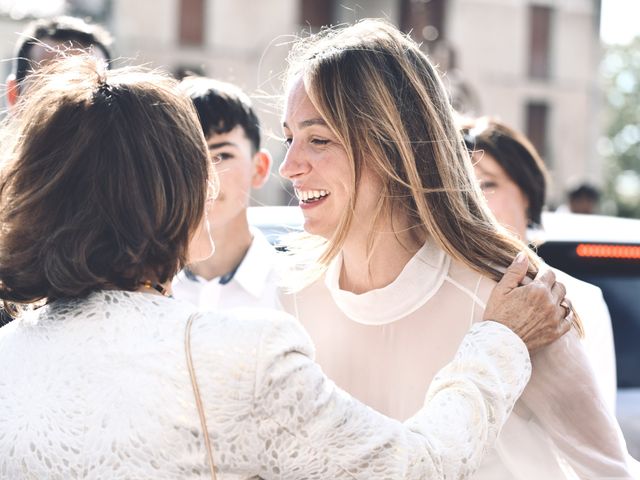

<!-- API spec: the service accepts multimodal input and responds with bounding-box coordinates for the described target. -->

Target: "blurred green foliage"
[601,36,640,218]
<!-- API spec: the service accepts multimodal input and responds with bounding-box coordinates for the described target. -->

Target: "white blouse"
[280,238,638,479]
[0,290,531,479]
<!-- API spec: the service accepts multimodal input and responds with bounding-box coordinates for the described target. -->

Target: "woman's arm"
[252,314,531,479]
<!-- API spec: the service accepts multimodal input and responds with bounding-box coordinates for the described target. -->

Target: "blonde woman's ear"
[251,149,272,189]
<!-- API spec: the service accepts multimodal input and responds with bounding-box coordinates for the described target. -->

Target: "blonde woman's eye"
[310,138,329,146]
[283,138,292,149]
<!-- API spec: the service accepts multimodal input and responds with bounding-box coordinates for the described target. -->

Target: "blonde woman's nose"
[279,144,309,180]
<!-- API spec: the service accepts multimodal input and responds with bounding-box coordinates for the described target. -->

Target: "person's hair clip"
[94,79,116,105]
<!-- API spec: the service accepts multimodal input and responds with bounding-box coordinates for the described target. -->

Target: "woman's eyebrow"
[282,117,327,129]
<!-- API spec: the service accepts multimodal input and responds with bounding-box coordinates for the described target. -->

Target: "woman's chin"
[303,221,332,240]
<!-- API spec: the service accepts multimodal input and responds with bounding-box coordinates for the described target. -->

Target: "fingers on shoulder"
[551,280,567,305]
[534,268,556,288]
[555,309,574,337]
[523,280,552,303]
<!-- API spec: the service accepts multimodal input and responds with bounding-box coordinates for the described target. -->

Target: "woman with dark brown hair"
[0,55,568,479]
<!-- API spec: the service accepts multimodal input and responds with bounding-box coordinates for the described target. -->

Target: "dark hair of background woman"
[0,56,210,303]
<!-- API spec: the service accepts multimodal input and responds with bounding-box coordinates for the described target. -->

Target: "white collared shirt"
[172,228,280,310]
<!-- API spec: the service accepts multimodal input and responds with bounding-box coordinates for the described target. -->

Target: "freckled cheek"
[305,147,329,166]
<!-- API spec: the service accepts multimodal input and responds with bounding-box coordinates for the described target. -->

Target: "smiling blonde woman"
[279,19,637,479]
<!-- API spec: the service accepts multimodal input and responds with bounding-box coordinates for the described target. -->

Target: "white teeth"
[295,188,330,202]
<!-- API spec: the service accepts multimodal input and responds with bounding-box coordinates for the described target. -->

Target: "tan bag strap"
[185,314,217,480]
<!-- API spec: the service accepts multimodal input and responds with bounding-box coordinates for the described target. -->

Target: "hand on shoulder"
[483,252,572,351]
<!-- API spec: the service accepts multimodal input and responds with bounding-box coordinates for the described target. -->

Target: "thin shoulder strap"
[185,313,217,480]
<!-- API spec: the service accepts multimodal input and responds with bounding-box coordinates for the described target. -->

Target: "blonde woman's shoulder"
[447,257,497,303]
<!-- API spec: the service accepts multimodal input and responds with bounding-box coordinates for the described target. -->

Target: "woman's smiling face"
[280,78,383,240]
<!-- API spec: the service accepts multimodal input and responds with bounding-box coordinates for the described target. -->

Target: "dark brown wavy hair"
[461,117,550,228]
[0,56,210,303]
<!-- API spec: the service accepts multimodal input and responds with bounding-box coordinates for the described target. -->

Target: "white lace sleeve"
[520,329,637,478]
[253,318,531,479]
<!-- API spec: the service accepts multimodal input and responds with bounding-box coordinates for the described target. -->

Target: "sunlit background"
[0,0,638,215]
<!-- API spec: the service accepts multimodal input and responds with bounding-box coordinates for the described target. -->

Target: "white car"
[249,206,640,458]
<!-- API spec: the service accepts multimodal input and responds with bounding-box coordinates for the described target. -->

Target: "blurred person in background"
[0,55,570,479]
[461,116,617,413]
[172,77,277,310]
[278,19,637,479]
[5,15,112,108]
[568,182,601,214]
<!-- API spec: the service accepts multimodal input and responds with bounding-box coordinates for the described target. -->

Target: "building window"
[179,0,205,46]
[400,0,446,45]
[528,4,552,79]
[300,0,334,28]
[526,102,550,164]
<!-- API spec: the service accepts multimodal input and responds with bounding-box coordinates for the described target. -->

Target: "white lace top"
[279,238,639,479]
[0,290,531,479]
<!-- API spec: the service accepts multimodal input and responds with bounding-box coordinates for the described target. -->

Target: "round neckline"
[324,238,450,325]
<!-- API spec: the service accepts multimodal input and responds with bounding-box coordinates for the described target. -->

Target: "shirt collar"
[231,227,278,299]
[324,237,449,325]
[179,228,277,298]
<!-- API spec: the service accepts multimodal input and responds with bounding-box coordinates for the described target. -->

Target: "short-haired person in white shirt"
[173,77,278,309]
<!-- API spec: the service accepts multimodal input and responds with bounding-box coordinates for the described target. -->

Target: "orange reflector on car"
[576,244,640,259]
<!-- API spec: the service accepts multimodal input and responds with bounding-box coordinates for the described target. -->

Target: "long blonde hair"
[285,19,582,333]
